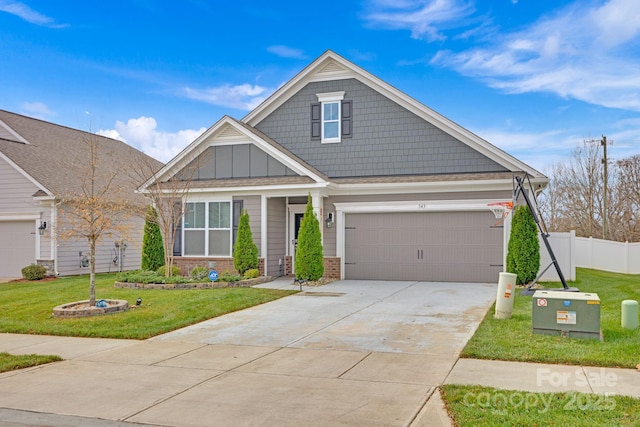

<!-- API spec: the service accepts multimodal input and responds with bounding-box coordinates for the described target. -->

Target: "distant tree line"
[538,140,640,242]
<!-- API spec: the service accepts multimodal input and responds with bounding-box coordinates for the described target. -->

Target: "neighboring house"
[141,51,547,283]
[0,110,163,278]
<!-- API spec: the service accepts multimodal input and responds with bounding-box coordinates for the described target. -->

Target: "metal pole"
[601,135,607,240]
[515,176,571,291]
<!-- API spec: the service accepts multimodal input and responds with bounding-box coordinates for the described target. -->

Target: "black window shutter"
[341,100,352,138]
[173,202,182,256]
[233,200,243,246]
[311,103,321,140]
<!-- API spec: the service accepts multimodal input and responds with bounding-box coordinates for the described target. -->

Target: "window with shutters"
[312,91,352,143]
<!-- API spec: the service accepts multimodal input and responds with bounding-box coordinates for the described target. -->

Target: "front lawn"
[0,273,295,339]
[441,384,640,426]
[462,268,640,368]
[0,352,62,373]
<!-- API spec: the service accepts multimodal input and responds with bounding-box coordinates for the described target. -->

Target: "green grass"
[0,352,62,373]
[462,268,640,368]
[441,384,640,427]
[0,273,295,339]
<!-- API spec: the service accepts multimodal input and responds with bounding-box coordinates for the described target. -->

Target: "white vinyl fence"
[575,236,640,275]
[537,231,576,283]
[535,232,640,283]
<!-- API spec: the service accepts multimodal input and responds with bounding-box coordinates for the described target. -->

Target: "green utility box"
[532,290,601,340]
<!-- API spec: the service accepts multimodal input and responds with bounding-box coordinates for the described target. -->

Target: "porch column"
[261,194,267,277]
[311,192,323,245]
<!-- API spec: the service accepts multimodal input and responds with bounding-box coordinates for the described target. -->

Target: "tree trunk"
[89,239,96,306]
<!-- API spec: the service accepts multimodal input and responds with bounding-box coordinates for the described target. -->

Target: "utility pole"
[601,135,608,240]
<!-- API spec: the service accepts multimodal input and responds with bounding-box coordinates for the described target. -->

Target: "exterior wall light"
[38,221,47,235]
[325,212,334,228]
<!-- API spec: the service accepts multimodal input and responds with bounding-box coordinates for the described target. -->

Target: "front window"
[184,201,231,256]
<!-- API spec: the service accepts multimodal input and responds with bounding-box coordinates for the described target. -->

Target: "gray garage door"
[344,211,503,282]
[0,221,36,277]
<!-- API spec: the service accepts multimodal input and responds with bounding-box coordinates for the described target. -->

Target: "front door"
[288,205,306,274]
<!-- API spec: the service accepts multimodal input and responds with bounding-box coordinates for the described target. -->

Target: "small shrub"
[141,206,165,272]
[189,266,209,281]
[217,270,242,282]
[295,194,324,281]
[117,270,164,284]
[157,265,180,277]
[243,269,260,280]
[163,275,189,284]
[506,205,540,284]
[21,264,47,281]
[233,209,259,275]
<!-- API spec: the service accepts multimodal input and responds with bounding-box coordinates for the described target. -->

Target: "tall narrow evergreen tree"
[506,205,540,284]
[141,206,165,271]
[295,195,324,281]
[233,209,258,275]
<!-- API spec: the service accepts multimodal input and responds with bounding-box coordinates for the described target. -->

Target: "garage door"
[344,211,503,282]
[0,221,35,277]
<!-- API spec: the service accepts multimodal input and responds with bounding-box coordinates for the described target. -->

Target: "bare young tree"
[133,149,211,277]
[59,134,147,305]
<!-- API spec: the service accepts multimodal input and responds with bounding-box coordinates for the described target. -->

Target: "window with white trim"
[183,201,231,256]
[311,91,352,143]
[322,101,340,142]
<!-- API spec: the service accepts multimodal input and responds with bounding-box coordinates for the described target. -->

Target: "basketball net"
[487,201,514,226]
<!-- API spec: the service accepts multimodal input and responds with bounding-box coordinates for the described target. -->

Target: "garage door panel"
[0,221,36,277]
[345,212,502,283]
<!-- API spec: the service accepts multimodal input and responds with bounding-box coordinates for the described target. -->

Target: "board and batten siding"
[267,197,286,276]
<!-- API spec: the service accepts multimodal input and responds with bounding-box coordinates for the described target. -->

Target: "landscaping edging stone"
[53,299,129,318]
[113,276,272,290]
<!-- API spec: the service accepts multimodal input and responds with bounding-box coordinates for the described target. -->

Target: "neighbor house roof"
[0,109,163,203]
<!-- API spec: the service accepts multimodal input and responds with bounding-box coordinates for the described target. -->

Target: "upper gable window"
[311,91,352,143]
[322,102,340,142]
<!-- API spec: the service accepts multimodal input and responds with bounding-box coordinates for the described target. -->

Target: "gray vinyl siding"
[267,197,286,276]
[235,196,261,255]
[323,198,337,257]
[254,78,508,178]
[55,205,143,276]
[0,156,41,214]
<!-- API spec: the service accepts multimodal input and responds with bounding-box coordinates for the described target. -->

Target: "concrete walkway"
[0,278,637,426]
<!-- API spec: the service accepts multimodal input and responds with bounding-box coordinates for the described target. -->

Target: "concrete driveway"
[0,279,496,427]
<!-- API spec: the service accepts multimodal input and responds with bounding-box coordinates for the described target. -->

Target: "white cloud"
[98,117,206,163]
[363,0,475,41]
[267,45,307,59]
[21,101,55,119]
[0,0,67,27]
[183,83,270,110]
[431,0,640,111]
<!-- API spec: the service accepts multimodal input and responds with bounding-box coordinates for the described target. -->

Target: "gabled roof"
[0,109,163,202]
[243,50,544,179]
[141,115,329,191]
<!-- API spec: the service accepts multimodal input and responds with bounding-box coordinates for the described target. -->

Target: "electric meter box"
[532,290,601,340]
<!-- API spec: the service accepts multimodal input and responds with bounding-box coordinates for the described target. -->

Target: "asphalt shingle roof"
[0,110,163,204]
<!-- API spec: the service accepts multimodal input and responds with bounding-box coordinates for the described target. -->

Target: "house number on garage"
[418,203,427,209]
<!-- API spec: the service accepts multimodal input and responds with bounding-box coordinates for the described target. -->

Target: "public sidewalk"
[0,335,638,426]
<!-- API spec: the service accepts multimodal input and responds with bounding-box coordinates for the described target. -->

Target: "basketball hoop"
[487,201,514,225]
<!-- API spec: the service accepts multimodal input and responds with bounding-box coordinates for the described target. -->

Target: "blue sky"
[1,0,639,172]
